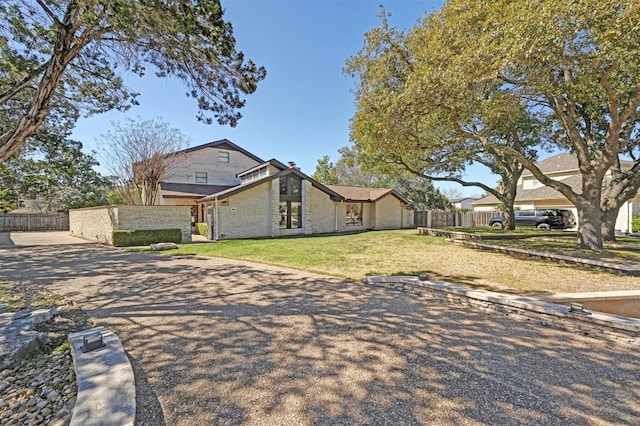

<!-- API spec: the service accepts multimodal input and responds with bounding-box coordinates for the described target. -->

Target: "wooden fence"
[414,210,500,228]
[0,213,70,231]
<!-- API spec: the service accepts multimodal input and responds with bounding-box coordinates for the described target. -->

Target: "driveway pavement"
[1,242,639,425]
[0,231,94,247]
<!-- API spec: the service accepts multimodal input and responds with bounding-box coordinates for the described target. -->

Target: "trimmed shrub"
[112,229,182,247]
[632,217,640,233]
[195,222,208,236]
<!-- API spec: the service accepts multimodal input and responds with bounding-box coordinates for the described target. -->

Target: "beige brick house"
[472,153,640,233]
[153,139,413,239]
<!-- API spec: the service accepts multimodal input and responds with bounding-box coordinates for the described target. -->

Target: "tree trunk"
[576,199,603,250]
[500,176,519,230]
[0,3,86,163]
[601,207,618,242]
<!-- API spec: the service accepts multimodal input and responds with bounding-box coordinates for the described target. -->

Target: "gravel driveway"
[1,240,639,425]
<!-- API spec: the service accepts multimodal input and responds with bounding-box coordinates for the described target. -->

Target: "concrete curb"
[364,276,640,345]
[68,327,136,426]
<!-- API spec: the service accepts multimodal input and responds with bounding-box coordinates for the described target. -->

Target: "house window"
[346,203,363,226]
[279,201,302,229]
[195,171,207,183]
[219,151,229,163]
[279,175,303,229]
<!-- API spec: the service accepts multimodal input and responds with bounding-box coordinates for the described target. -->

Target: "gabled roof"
[451,197,478,203]
[198,166,344,203]
[473,175,583,205]
[325,185,410,204]
[522,153,579,176]
[236,159,289,178]
[176,139,264,163]
[159,182,234,198]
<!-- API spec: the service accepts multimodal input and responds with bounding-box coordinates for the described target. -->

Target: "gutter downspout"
[214,198,220,240]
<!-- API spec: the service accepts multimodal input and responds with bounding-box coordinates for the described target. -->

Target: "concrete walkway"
[1,243,640,425]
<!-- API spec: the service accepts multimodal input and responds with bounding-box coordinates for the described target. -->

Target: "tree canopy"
[0,127,115,212]
[98,116,189,205]
[348,1,640,248]
[312,147,451,210]
[0,0,266,163]
[345,9,541,230]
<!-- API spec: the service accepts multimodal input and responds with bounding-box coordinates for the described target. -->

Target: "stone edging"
[68,327,136,425]
[364,276,640,346]
[453,239,640,276]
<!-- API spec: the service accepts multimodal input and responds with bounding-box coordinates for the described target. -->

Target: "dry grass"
[165,230,640,295]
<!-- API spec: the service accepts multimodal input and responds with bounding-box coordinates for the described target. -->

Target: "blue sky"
[71,0,490,197]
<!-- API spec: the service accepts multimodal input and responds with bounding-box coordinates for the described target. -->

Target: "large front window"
[346,203,363,226]
[279,175,302,229]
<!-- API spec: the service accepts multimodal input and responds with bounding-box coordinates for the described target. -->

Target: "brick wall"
[218,182,272,239]
[373,195,404,230]
[70,207,118,244]
[70,206,191,244]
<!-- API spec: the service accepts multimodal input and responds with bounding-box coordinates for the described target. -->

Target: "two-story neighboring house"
[151,139,413,239]
[472,153,640,233]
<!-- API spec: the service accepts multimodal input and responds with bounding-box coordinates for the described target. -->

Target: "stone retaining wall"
[364,276,640,346]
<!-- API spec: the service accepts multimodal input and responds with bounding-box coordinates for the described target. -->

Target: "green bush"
[632,217,640,233]
[112,229,182,247]
[195,222,208,236]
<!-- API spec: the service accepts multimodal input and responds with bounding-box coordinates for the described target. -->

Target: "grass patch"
[482,236,640,263]
[0,281,63,310]
[152,229,640,294]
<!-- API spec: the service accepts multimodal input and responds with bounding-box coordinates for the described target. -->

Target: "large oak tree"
[0,0,266,163]
[408,0,640,249]
[346,11,541,230]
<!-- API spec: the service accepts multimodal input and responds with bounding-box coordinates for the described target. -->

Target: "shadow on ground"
[1,245,639,425]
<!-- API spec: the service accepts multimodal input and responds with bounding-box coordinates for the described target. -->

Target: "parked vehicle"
[489,209,576,230]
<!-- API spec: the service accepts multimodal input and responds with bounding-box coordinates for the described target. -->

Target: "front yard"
[156,229,640,294]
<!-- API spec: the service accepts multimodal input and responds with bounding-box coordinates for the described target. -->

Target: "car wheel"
[536,223,551,230]
[491,222,502,228]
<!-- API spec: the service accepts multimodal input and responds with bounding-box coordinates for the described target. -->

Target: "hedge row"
[195,222,208,236]
[112,229,182,247]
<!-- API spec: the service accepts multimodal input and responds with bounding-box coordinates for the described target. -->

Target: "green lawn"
[150,229,640,295]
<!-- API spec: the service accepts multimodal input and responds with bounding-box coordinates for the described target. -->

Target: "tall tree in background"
[99,117,189,205]
[311,155,338,185]
[0,0,266,163]
[313,147,451,210]
[0,127,114,211]
[345,10,541,230]
[405,0,640,248]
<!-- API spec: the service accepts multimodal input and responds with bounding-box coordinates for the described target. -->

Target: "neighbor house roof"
[325,185,410,204]
[198,166,344,203]
[473,175,583,206]
[175,139,264,163]
[159,182,234,199]
[522,153,579,176]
